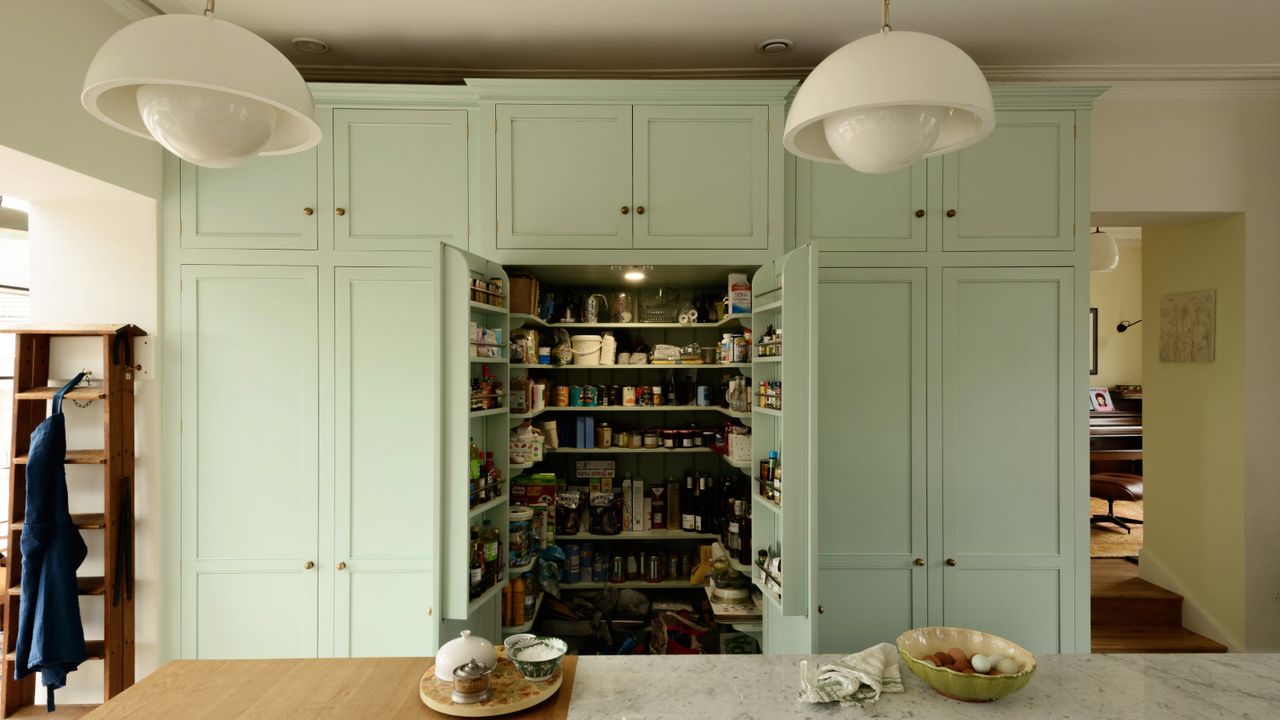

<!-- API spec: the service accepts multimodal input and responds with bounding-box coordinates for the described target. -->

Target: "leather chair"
[1090,473,1144,533]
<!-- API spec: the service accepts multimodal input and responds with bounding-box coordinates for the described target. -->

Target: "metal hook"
[881,0,892,33]
[204,0,215,18]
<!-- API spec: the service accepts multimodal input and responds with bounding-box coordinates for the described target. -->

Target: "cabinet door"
[180,265,319,658]
[796,161,927,251]
[939,267,1076,653]
[633,105,768,250]
[941,111,1075,251]
[496,105,632,249]
[816,268,927,652]
[333,109,468,251]
[180,152,318,250]
[334,267,440,656]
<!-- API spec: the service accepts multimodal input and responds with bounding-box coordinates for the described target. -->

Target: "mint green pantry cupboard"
[179,151,318,250]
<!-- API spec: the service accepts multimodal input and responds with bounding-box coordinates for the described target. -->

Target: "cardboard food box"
[509,274,540,315]
[512,475,558,507]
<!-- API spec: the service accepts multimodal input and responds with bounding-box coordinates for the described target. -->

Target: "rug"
[1091,497,1144,558]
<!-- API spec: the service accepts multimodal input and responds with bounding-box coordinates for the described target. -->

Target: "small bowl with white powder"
[508,636,568,682]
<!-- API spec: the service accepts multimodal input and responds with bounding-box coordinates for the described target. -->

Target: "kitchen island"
[81,653,1280,719]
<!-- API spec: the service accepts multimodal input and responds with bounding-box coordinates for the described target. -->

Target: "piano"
[1089,386,1142,474]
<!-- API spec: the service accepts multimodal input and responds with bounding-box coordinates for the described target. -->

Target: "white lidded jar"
[435,630,497,682]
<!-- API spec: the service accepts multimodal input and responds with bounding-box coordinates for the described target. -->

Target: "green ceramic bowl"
[508,636,567,682]
[896,627,1036,703]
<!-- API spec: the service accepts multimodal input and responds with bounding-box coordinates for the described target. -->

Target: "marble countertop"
[565,653,1280,719]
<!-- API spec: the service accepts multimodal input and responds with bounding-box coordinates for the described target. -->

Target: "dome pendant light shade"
[82,13,321,169]
[784,29,995,174]
[1090,228,1120,272]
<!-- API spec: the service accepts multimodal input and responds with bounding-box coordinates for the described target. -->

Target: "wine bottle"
[682,474,697,531]
[694,475,705,533]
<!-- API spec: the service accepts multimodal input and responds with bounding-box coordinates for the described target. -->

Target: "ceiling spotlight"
[291,37,330,54]
[758,39,794,56]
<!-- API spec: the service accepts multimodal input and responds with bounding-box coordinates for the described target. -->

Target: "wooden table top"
[82,657,576,720]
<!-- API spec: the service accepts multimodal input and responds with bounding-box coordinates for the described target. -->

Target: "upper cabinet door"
[496,105,633,249]
[796,160,927,251]
[333,109,468,252]
[942,111,1075,252]
[633,105,769,250]
[180,152,318,250]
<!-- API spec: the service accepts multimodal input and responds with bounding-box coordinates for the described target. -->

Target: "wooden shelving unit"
[1,324,142,715]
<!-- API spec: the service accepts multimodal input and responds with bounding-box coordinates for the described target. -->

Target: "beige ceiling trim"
[297,64,812,84]
[982,64,1280,82]
[101,0,162,22]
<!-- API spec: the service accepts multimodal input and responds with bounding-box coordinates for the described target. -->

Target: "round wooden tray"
[420,657,562,717]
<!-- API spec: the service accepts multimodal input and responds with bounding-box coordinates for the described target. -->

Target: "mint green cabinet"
[815,268,927,652]
[633,106,768,250]
[333,109,469,251]
[496,104,633,249]
[333,267,440,656]
[942,111,1075,251]
[796,161,927,251]
[180,151,318,250]
[939,267,1076,652]
[180,265,320,658]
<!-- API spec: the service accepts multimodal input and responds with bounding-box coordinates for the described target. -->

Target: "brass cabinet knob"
[946,558,958,567]
[304,561,315,570]
[337,562,347,571]
[427,607,433,617]
[303,207,314,216]
[946,209,957,218]
[636,206,646,215]
[914,209,925,218]
[336,208,347,216]
[914,557,925,566]
[817,605,825,615]
[621,206,630,215]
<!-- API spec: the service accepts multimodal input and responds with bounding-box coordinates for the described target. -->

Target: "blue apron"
[14,373,89,711]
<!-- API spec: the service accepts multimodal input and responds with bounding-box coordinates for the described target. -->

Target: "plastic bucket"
[571,334,603,365]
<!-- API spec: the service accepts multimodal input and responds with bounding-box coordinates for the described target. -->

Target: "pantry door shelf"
[562,530,719,541]
[467,581,506,617]
[470,300,509,315]
[468,494,509,519]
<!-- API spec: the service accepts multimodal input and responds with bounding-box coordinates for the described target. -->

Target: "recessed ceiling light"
[291,37,330,54]
[758,39,794,56]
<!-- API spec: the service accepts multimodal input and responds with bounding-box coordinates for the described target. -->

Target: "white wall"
[1092,91,1280,651]
[0,0,162,200]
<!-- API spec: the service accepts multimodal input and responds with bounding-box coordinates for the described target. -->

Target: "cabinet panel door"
[333,267,439,656]
[797,161,927,251]
[496,105,632,249]
[940,267,1075,653]
[942,111,1075,251]
[334,109,468,251]
[816,269,927,650]
[180,152,318,250]
[633,105,768,249]
[180,265,319,658]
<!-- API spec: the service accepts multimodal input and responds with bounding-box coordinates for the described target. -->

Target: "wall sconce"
[1116,319,1142,333]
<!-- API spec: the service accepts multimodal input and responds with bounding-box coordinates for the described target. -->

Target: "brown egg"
[935,652,954,666]
[953,658,972,671]
[961,668,975,674]
[947,648,967,664]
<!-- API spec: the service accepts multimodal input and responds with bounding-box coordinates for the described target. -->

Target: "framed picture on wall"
[1089,307,1099,375]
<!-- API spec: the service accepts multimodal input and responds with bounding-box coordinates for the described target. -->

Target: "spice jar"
[452,658,494,704]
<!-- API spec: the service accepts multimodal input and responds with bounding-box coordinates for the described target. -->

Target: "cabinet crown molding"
[466,78,798,104]
[989,85,1110,110]
[309,83,480,108]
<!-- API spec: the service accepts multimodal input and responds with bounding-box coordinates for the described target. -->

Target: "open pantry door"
[441,245,512,642]
[750,244,817,654]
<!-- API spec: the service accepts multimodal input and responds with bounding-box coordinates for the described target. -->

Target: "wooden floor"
[12,705,96,718]
[1091,559,1226,653]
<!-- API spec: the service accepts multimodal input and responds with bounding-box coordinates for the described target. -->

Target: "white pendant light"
[1090,227,1120,272]
[81,0,321,169]
[784,0,994,174]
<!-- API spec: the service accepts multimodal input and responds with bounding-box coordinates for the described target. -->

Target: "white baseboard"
[1137,547,1242,651]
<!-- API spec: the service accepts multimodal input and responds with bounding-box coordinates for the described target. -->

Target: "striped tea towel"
[799,642,905,707]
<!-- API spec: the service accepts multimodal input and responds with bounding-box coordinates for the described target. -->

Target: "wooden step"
[14,386,107,401]
[12,514,107,531]
[5,640,104,664]
[0,324,144,337]
[7,576,106,597]
[1091,626,1228,653]
[1092,560,1183,627]
[12,450,107,465]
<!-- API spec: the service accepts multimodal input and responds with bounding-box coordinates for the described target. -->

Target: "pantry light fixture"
[1090,227,1120,272]
[783,0,994,174]
[81,0,321,169]
[612,265,651,282]
[624,269,646,281]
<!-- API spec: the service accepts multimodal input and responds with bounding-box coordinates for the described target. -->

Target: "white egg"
[970,654,992,673]
[922,657,937,667]
[985,654,1006,667]
[995,657,1020,675]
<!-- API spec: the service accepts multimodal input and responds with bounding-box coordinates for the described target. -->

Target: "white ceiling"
[141,0,1280,82]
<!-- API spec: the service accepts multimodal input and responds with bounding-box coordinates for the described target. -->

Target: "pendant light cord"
[881,0,892,33]
[204,0,215,17]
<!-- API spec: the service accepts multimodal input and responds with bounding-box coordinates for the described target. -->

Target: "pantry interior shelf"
[511,363,752,371]
[468,580,507,616]
[716,313,752,327]
[470,357,508,364]
[509,313,548,328]
[560,579,703,591]
[509,461,535,472]
[724,458,753,471]
[562,530,719,541]
[515,405,747,414]
[468,494,509,519]
[470,407,507,418]
[547,447,713,455]
[753,299,782,315]
[509,558,536,575]
[470,301,508,315]
[502,593,544,635]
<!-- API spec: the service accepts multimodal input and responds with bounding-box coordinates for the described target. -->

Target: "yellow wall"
[1140,215,1246,647]
[1090,243,1143,388]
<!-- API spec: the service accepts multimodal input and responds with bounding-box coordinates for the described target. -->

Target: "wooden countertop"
[83,657,576,720]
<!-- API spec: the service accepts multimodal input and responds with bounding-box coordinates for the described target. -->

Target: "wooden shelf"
[13,513,106,531]
[0,324,144,337]
[8,576,105,597]
[560,579,703,590]
[13,449,106,465]
[467,580,507,615]
[6,640,104,664]
[468,494,509,519]
[469,407,507,418]
[470,301,508,315]
[14,386,107,401]
[560,530,719,541]
[502,593,544,635]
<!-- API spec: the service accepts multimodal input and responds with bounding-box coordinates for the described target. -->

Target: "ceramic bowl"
[508,636,568,682]
[503,633,535,654]
[896,627,1036,702]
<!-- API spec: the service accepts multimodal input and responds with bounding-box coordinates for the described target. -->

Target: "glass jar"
[643,430,660,449]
